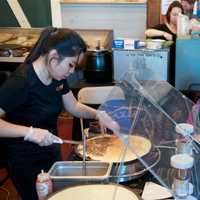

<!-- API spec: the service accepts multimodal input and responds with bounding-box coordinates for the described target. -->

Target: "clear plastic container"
[171,154,194,198]
[175,123,194,155]
[177,13,190,39]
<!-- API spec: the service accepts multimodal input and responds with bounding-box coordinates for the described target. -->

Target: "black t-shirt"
[0,63,70,136]
[152,24,177,42]
[149,23,177,86]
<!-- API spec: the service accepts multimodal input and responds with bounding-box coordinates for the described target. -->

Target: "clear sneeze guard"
[98,60,200,199]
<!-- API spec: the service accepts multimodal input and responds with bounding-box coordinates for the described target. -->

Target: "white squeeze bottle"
[36,170,53,200]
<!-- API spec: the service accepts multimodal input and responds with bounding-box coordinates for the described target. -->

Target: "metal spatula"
[52,135,82,145]
[62,139,82,145]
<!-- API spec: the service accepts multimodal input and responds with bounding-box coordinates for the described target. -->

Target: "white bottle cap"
[175,123,194,136]
[37,170,50,182]
[171,154,194,169]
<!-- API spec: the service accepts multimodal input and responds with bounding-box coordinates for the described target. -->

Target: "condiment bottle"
[36,170,53,200]
[175,123,194,155]
[171,154,194,199]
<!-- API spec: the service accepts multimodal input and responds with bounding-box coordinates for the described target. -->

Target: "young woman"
[145,1,184,86]
[0,27,118,200]
[181,0,196,19]
[145,1,184,41]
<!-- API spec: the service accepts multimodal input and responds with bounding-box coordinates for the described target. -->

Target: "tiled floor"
[0,116,73,200]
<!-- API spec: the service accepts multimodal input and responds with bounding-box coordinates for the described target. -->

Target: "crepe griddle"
[74,134,160,182]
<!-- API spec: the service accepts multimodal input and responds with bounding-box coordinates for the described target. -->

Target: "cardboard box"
[113,38,140,49]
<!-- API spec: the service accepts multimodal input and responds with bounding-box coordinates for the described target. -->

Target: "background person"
[145,1,184,86]
[181,0,196,19]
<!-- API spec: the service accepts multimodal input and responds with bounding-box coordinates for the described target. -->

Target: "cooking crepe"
[77,134,152,163]
[47,184,140,200]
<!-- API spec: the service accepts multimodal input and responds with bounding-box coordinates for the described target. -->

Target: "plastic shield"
[98,59,200,199]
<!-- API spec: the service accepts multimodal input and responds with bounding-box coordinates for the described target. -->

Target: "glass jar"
[171,154,194,199]
[175,123,194,155]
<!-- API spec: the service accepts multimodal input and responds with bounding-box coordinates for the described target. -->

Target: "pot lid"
[87,39,110,52]
[87,47,109,52]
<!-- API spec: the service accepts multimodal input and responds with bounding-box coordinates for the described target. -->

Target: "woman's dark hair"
[166,1,184,23]
[25,27,87,64]
[181,0,196,5]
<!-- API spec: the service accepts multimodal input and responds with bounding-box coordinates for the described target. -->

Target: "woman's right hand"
[163,32,173,41]
[24,127,62,146]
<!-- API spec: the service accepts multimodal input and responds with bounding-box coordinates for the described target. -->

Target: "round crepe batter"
[47,184,140,200]
[77,134,152,163]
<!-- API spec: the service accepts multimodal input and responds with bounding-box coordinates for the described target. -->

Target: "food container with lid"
[146,39,166,50]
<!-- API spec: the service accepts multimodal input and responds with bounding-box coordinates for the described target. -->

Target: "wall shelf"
[60,0,146,4]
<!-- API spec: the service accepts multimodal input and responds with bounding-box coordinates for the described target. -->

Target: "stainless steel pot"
[84,48,113,83]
